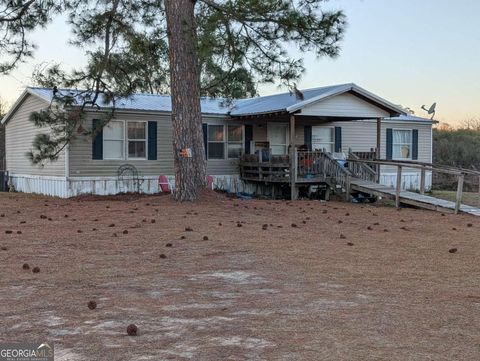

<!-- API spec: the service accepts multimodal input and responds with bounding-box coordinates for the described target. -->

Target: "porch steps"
[350,179,480,217]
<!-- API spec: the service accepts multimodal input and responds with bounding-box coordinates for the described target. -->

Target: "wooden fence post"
[455,174,464,214]
[395,166,402,209]
[420,167,426,195]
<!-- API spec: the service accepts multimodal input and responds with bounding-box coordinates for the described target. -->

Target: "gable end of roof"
[1,89,51,125]
[286,83,406,117]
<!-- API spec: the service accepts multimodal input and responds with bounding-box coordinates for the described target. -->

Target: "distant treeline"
[433,123,480,191]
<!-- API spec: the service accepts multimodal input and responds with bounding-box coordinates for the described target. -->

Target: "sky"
[1,0,479,126]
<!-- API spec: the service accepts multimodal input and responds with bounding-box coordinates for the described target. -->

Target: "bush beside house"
[433,127,480,191]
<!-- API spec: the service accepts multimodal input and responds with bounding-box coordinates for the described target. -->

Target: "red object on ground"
[207,175,214,190]
[158,175,171,193]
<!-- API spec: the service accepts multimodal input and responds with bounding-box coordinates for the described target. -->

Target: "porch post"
[376,118,382,182]
[289,114,297,200]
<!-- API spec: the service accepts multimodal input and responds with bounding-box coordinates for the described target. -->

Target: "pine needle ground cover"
[0,192,478,360]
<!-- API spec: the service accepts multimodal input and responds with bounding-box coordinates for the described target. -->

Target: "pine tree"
[165,0,206,200]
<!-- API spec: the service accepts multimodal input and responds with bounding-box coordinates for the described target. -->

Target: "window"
[393,129,412,159]
[268,124,288,155]
[208,125,225,159]
[127,121,147,159]
[312,127,334,153]
[102,120,148,160]
[227,125,243,159]
[103,120,124,159]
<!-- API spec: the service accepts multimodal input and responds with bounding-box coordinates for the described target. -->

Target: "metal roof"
[28,83,408,117]
[231,83,408,117]
[230,84,347,115]
[2,84,433,124]
[27,87,230,115]
[384,114,436,123]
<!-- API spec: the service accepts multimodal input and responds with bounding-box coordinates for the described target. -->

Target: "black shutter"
[304,125,312,151]
[202,123,208,158]
[92,119,103,160]
[334,126,342,152]
[412,129,419,160]
[386,128,393,160]
[148,121,157,160]
[244,125,253,154]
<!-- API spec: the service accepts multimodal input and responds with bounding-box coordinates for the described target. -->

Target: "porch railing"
[240,150,351,185]
[297,150,351,190]
[297,150,325,178]
[352,150,376,161]
[239,154,290,182]
[347,151,377,183]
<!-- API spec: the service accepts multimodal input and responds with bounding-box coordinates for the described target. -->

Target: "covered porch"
[230,84,407,199]
[239,140,377,200]
[236,114,390,200]
[237,114,384,199]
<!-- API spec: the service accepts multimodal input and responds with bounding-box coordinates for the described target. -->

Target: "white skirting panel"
[7,174,250,198]
[67,176,163,197]
[9,174,69,198]
[9,173,432,198]
[210,175,248,194]
[380,171,432,191]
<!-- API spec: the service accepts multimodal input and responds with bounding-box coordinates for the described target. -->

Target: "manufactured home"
[1,83,434,198]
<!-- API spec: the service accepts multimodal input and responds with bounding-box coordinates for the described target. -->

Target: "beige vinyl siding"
[204,117,242,175]
[379,121,431,174]
[69,112,173,177]
[5,94,65,176]
[300,93,390,118]
[251,118,432,175]
[301,119,432,174]
[251,119,432,162]
[69,113,239,177]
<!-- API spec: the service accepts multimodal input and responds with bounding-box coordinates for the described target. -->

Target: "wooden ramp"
[350,179,480,216]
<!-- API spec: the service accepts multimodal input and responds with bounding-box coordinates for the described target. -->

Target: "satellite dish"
[421,102,436,120]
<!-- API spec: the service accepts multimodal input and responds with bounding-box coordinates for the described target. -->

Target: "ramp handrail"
[345,158,480,214]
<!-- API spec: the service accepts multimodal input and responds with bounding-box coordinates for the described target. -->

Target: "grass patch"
[430,190,480,207]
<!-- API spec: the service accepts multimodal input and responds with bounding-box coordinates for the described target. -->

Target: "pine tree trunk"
[165,0,207,201]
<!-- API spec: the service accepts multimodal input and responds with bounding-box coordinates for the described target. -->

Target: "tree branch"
[0,0,36,22]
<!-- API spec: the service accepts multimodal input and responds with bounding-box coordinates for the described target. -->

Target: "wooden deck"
[240,151,480,216]
[351,179,480,216]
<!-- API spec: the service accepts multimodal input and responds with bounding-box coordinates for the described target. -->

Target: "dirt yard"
[0,191,479,361]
